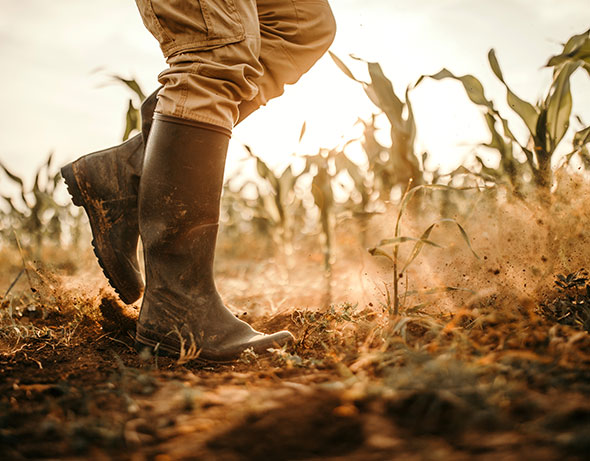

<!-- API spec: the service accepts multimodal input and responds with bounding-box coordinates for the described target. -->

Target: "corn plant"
[330,52,424,192]
[369,183,479,316]
[416,29,590,198]
[224,146,303,265]
[0,153,84,250]
[303,149,337,275]
[552,29,590,168]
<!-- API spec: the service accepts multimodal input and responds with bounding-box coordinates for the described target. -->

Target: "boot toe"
[248,330,295,355]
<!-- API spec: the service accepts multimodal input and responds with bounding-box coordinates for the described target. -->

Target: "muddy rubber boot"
[61,90,159,304]
[135,117,294,363]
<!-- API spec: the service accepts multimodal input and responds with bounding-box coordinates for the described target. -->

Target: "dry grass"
[2,182,590,459]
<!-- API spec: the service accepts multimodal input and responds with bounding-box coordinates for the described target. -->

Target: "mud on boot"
[61,136,144,304]
[135,117,294,363]
[61,89,159,304]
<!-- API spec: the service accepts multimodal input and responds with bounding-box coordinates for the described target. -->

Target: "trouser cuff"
[153,114,232,138]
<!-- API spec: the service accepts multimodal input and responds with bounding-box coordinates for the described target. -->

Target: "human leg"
[134,0,294,360]
[136,117,293,361]
[237,0,336,122]
[62,0,336,306]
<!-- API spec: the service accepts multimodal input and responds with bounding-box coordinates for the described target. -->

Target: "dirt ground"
[3,191,590,460]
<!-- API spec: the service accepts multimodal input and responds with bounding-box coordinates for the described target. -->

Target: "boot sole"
[61,162,141,305]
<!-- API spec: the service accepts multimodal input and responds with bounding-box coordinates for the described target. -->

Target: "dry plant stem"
[4,269,24,321]
[13,231,34,291]
[393,180,413,316]
[4,269,24,300]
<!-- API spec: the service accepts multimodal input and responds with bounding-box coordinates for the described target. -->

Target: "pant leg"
[134,0,336,130]
[135,0,262,131]
[237,0,337,123]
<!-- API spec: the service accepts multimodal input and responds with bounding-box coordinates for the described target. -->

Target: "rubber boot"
[61,89,159,304]
[135,117,294,362]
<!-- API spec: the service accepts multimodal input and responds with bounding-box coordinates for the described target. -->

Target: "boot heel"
[60,163,84,207]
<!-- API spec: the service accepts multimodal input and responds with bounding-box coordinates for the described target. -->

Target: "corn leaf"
[368,247,394,263]
[123,99,139,141]
[311,168,333,211]
[546,62,576,151]
[563,29,590,55]
[298,121,307,143]
[398,184,479,222]
[404,86,417,148]
[112,75,146,101]
[573,125,590,149]
[362,84,385,113]
[375,236,443,249]
[277,166,296,213]
[245,145,280,191]
[367,62,405,131]
[328,52,362,83]
[440,218,480,259]
[401,223,438,273]
[417,69,494,110]
[546,29,590,70]
[488,49,539,137]
[404,286,476,297]
[580,146,590,169]
[401,218,479,273]
[483,112,507,152]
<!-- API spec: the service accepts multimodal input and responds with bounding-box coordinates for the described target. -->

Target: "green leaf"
[573,125,590,149]
[439,218,480,260]
[112,75,146,101]
[257,158,279,191]
[376,236,443,249]
[546,29,590,69]
[488,49,539,137]
[368,246,394,262]
[398,184,478,221]
[483,112,507,152]
[401,223,438,273]
[123,99,139,141]
[545,62,576,151]
[246,145,280,191]
[401,218,479,273]
[418,69,494,110]
[563,29,590,55]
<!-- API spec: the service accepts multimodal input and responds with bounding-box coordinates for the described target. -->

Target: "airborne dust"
[2,173,590,459]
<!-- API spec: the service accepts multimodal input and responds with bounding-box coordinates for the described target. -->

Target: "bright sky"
[1,0,589,189]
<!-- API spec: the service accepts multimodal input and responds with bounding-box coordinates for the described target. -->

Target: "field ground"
[2,189,590,460]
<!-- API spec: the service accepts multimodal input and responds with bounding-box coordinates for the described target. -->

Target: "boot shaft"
[138,118,230,320]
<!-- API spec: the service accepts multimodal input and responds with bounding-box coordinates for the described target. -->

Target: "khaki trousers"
[135,0,336,132]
